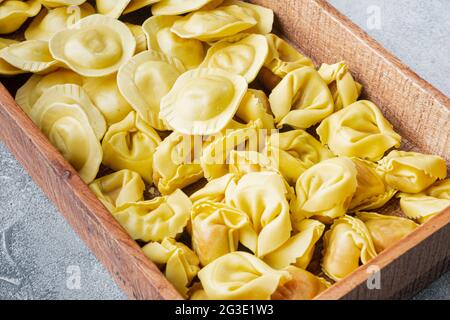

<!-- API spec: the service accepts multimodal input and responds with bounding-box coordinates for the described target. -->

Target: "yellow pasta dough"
[222,0,273,34]
[322,215,377,281]
[200,33,268,83]
[269,66,334,129]
[170,5,257,42]
[0,0,41,34]
[25,3,95,41]
[377,150,447,193]
[143,238,200,297]
[0,38,26,75]
[96,0,160,18]
[152,132,204,195]
[197,251,291,300]
[113,189,192,242]
[89,170,145,212]
[291,157,357,224]
[160,68,247,135]
[190,173,235,204]
[225,172,292,257]
[0,39,59,73]
[398,179,450,223]
[271,266,330,300]
[143,15,205,69]
[318,61,363,110]
[356,212,418,253]
[125,23,148,54]
[266,130,335,185]
[83,74,133,126]
[118,50,185,131]
[235,89,275,129]
[152,0,223,16]
[317,100,401,161]
[102,111,161,183]
[30,101,102,183]
[264,219,325,269]
[50,14,136,77]
[191,200,253,266]
[40,0,87,8]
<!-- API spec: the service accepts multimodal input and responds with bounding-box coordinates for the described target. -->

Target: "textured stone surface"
[0,0,449,300]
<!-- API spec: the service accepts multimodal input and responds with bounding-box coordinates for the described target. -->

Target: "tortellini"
[143,15,205,69]
[222,0,273,35]
[377,150,447,193]
[225,172,292,257]
[317,100,401,161]
[50,14,136,77]
[89,169,145,212]
[290,157,357,224]
[0,38,25,75]
[191,200,253,266]
[152,132,204,195]
[356,212,418,253]
[399,179,450,223]
[152,0,223,16]
[25,3,95,41]
[0,39,59,73]
[235,89,275,129]
[318,61,362,110]
[197,251,291,300]
[113,189,192,242]
[102,111,161,183]
[0,0,41,34]
[96,0,161,18]
[322,215,377,281]
[269,66,334,129]
[160,68,247,135]
[266,130,334,185]
[190,173,235,204]
[271,266,330,300]
[200,33,268,83]
[118,50,185,131]
[143,238,200,297]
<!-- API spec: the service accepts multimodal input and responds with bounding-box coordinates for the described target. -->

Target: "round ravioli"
[152,0,223,16]
[160,68,247,135]
[269,66,334,129]
[0,38,25,75]
[171,5,257,42]
[0,40,59,74]
[25,3,95,41]
[50,14,136,77]
[118,50,185,131]
[0,0,41,34]
[15,70,84,114]
[200,33,268,83]
[31,101,102,183]
[143,15,205,69]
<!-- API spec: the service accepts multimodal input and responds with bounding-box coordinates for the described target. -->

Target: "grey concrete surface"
[0,0,449,300]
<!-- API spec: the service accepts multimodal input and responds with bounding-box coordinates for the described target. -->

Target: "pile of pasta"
[2,0,449,300]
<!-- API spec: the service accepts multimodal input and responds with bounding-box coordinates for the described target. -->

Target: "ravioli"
[222,0,273,34]
[200,33,268,83]
[89,169,145,212]
[143,238,200,297]
[0,0,41,34]
[160,68,247,135]
[0,38,26,75]
[125,23,148,54]
[235,89,275,129]
[317,100,401,161]
[322,215,377,281]
[102,111,161,183]
[152,132,204,195]
[50,14,136,77]
[269,66,334,129]
[399,179,450,223]
[356,212,418,253]
[0,39,59,73]
[25,3,95,41]
[318,61,363,110]
[143,15,205,69]
[197,251,291,300]
[118,50,185,131]
[377,150,447,193]
[170,5,257,42]
[96,0,161,18]
[152,0,223,16]
[266,130,334,185]
[113,189,192,242]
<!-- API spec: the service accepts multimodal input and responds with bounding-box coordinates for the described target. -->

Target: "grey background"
[0,0,449,300]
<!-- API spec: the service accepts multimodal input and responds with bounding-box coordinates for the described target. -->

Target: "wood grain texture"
[0,85,182,300]
[0,0,448,300]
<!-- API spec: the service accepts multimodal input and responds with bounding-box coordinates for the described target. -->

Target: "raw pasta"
[0,0,41,34]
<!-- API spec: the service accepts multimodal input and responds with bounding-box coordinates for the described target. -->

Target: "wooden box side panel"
[0,85,182,300]
[250,0,450,161]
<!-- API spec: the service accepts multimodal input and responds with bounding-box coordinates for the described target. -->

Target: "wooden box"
[0,0,449,300]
